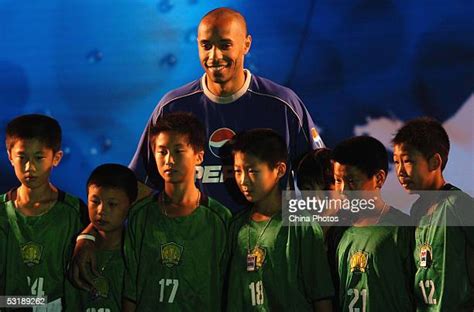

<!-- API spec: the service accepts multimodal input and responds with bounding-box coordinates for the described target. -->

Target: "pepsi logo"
[209,128,236,158]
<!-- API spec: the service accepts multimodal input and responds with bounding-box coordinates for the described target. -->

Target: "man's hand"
[68,224,99,291]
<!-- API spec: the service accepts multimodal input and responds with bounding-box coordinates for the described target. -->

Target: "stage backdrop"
[1,1,473,209]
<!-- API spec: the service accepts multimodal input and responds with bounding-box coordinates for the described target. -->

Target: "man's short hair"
[87,163,138,203]
[392,117,450,170]
[201,7,248,35]
[231,128,287,168]
[150,112,206,152]
[297,148,334,190]
[6,114,62,152]
[332,136,388,177]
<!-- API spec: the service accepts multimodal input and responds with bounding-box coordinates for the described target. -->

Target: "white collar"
[201,69,252,104]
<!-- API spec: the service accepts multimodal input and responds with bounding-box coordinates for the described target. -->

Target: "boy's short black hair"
[392,117,450,171]
[150,112,206,152]
[87,164,138,203]
[297,148,334,190]
[231,128,287,168]
[6,114,62,152]
[332,136,388,177]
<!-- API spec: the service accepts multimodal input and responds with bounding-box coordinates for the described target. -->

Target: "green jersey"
[412,184,474,311]
[123,193,231,311]
[336,208,415,312]
[0,189,84,310]
[0,209,6,297]
[65,248,124,312]
[226,209,334,311]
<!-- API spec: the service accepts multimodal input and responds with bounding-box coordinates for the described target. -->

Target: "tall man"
[71,8,324,290]
[130,7,323,212]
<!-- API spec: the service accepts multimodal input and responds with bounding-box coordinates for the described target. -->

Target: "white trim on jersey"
[201,69,252,104]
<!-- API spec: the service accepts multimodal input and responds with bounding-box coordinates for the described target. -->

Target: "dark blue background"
[1,1,473,201]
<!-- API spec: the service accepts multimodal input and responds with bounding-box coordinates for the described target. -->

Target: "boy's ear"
[375,169,386,189]
[428,153,442,171]
[7,150,13,165]
[195,150,204,165]
[52,150,63,167]
[276,162,287,178]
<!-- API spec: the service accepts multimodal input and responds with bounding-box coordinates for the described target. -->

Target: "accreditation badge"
[247,246,267,272]
[247,253,257,272]
[21,241,43,267]
[419,244,433,268]
[91,276,110,300]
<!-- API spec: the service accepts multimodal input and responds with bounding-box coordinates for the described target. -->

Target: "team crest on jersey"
[209,128,236,158]
[21,242,43,267]
[91,276,110,300]
[161,242,184,268]
[252,246,266,270]
[350,251,369,273]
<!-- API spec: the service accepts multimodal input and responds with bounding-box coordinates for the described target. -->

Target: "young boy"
[0,114,86,310]
[66,163,137,311]
[392,117,474,311]
[122,112,231,311]
[296,148,335,192]
[297,148,347,312]
[226,129,334,311]
[332,136,414,311]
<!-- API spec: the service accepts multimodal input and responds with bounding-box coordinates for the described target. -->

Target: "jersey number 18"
[249,281,264,306]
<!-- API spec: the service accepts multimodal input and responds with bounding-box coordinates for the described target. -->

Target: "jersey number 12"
[419,279,437,305]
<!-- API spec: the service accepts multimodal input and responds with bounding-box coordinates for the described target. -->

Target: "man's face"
[8,138,62,189]
[197,15,251,88]
[393,143,433,193]
[153,131,203,185]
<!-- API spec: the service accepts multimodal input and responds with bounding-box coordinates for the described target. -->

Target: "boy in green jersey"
[66,163,137,311]
[0,114,86,311]
[332,136,414,312]
[393,117,474,311]
[297,148,349,312]
[122,112,231,312]
[227,129,334,311]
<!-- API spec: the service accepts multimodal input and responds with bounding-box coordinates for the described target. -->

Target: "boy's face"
[334,162,378,196]
[233,151,283,203]
[7,138,62,189]
[88,185,130,233]
[153,131,204,184]
[393,143,433,192]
